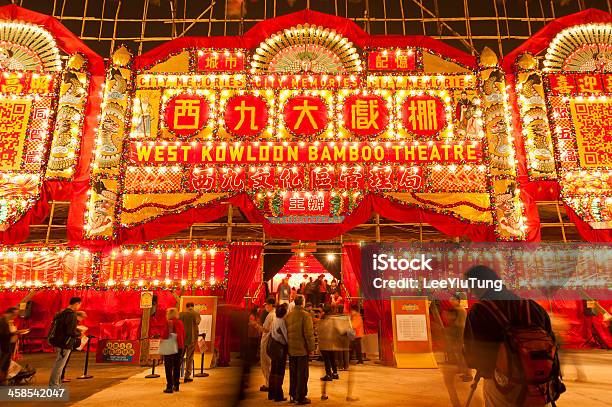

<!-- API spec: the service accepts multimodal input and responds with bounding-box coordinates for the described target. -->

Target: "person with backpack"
[463,265,565,407]
[48,297,82,387]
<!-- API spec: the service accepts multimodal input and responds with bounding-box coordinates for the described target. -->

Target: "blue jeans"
[49,347,72,387]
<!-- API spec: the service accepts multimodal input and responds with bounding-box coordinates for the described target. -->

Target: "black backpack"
[47,309,73,349]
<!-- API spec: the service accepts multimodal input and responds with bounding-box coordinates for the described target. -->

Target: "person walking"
[61,310,88,383]
[247,307,262,366]
[463,265,564,407]
[277,276,291,305]
[179,302,201,383]
[286,295,315,405]
[260,298,276,392]
[161,308,185,393]
[349,304,364,364]
[48,297,81,387]
[268,304,289,402]
[0,307,21,385]
[316,304,339,382]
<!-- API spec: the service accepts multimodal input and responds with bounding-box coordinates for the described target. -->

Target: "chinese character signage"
[197,50,245,72]
[164,94,210,136]
[569,100,612,168]
[96,340,140,364]
[367,50,417,71]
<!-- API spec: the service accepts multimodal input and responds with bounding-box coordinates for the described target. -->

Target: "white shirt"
[261,311,275,343]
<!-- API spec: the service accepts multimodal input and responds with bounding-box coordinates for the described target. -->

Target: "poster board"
[390,296,437,368]
[95,339,141,364]
[179,296,217,369]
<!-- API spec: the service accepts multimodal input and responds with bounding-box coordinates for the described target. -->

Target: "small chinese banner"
[197,50,245,72]
[97,243,228,287]
[0,248,94,288]
[547,73,612,95]
[96,340,141,364]
[367,49,417,71]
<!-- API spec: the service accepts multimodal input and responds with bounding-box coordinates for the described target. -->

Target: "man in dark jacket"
[285,295,315,405]
[463,266,555,406]
[179,302,201,382]
[48,297,81,387]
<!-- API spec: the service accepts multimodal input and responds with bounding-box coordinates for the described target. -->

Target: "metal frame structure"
[9,0,612,57]
[7,0,600,244]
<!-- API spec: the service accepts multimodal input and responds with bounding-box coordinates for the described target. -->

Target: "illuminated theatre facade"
[0,4,611,293]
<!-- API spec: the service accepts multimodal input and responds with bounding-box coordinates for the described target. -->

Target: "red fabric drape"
[1,288,223,353]
[342,243,362,299]
[216,242,263,366]
[120,193,496,244]
[565,204,612,242]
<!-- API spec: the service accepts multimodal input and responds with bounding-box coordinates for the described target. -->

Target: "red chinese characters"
[401,95,447,137]
[310,166,335,190]
[337,166,365,190]
[277,166,304,189]
[343,95,389,137]
[224,94,269,137]
[248,166,275,189]
[397,167,424,191]
[189,167,217,191]
[367,167,394,190]
[164,94,210,136]
[283,96,329,136]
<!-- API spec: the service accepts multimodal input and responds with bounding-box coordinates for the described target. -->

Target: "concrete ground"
[8,350,612,406]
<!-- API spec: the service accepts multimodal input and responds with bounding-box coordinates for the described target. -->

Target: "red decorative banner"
[185,164,427,192]
[547,73,612,95]
[197,51,245,72]
[164,94,210,135]
[343,94,389,137]
[0,72,55,94]
[368,50,417,71]
[130,141,481,165]
[98,246,228,286]
[283,96,329,136]
[400,95,447,136]
[284,191,331,215]
[0,249,94,287]
[224,94,269,136]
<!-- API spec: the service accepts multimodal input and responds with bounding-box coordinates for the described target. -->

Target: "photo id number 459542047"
[0,387,69,402]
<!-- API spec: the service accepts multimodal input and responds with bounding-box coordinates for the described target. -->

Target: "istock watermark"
[359,242,612,301]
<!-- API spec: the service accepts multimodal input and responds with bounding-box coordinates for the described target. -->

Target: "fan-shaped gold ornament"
[0,21,61,71]
[251,25,361,74]
[544,23,612,72]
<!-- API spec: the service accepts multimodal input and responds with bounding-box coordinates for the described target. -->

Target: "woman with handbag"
[268,303,289,402]
[160,308,185,393]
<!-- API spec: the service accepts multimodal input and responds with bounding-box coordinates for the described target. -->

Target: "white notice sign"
[199,314,213,339]
[395,314,427,342]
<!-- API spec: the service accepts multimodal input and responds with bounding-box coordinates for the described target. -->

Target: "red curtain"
[119,193,496,244]
[342,243,362,299]
[217,242,263,366]
[565,204,612,243]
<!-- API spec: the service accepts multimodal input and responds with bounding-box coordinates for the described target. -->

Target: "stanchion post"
[194,333,209,378]
[77,335,95,379]
[145,358,160,379]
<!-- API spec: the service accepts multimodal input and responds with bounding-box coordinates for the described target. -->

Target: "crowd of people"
[0,264,605,407]
[247,274,364,405]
